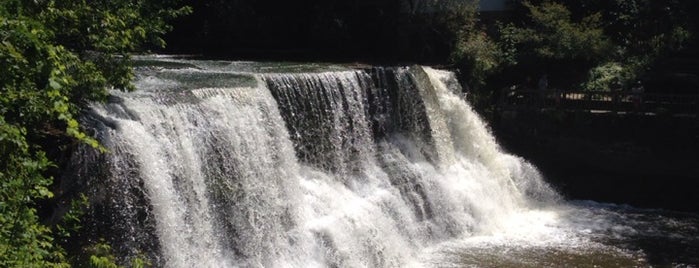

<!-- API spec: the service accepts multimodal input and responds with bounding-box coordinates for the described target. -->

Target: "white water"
[81,60,698,267]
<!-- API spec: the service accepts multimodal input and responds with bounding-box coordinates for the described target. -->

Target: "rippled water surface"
[422,201,699,267]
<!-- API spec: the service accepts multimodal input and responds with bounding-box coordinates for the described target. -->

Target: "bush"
[502,1,612,64]
[1,0,189,266]
[582,62,635,92]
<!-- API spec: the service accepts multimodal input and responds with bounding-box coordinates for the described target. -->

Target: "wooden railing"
[497,89,699,116]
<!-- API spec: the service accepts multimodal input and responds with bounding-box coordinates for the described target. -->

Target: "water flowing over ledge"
[68,57,699,267]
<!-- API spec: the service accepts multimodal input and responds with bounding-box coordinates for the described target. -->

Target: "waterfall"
[74,60,560,267]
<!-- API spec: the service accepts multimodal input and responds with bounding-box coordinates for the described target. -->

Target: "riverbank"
[492,109,699,212]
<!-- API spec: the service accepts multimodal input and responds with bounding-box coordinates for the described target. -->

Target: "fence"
[498,89,699,116]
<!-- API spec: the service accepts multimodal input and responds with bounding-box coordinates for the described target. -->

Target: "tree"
[498,0,695,91]
[497,1,613,89]
[1,0,189,266]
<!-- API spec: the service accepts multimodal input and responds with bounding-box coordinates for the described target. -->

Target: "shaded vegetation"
[1,0,188,266]
[166,0,482,63]
[495,0,698,94]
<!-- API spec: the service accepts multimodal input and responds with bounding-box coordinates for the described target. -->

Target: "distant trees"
[501,2,612,65]
[496,0,697,92]
[0,0,188,266]
[166,0,484,62]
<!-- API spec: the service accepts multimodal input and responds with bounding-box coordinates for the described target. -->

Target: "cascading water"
[71,58,699,267]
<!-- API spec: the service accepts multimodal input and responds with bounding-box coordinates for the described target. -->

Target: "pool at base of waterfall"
[421,201,699,267]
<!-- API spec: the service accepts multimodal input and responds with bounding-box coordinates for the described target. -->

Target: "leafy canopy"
[497,0,694,91]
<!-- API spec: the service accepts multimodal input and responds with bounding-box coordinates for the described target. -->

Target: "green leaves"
[451,31,503,90]
[505,1,612,63]
[0,116,66,267]
[440,2,502,91]
[500,0,695,91]
[2,0,188,266]
[41,0,191,54]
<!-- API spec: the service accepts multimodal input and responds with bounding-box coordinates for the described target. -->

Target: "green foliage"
[55,195,88,241]
[1,0,188,266]
[501,1,612,64]
[1,10,79,267]
[496,22,520,67]
[64,200,149,267]
[498,0,695,91]
[425,0,502,116]
[595,0,692,57]
[0,117,68,267]
[86,242,119,268]
[584,0,693,91]
[452,31,503,90]
[41,0,191,91]
[79,240,151,268]
[433,1,503,91]
[582,62,635,91]
[130,256,151,268]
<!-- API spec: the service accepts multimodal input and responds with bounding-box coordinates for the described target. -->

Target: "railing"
[498,89,699,116]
